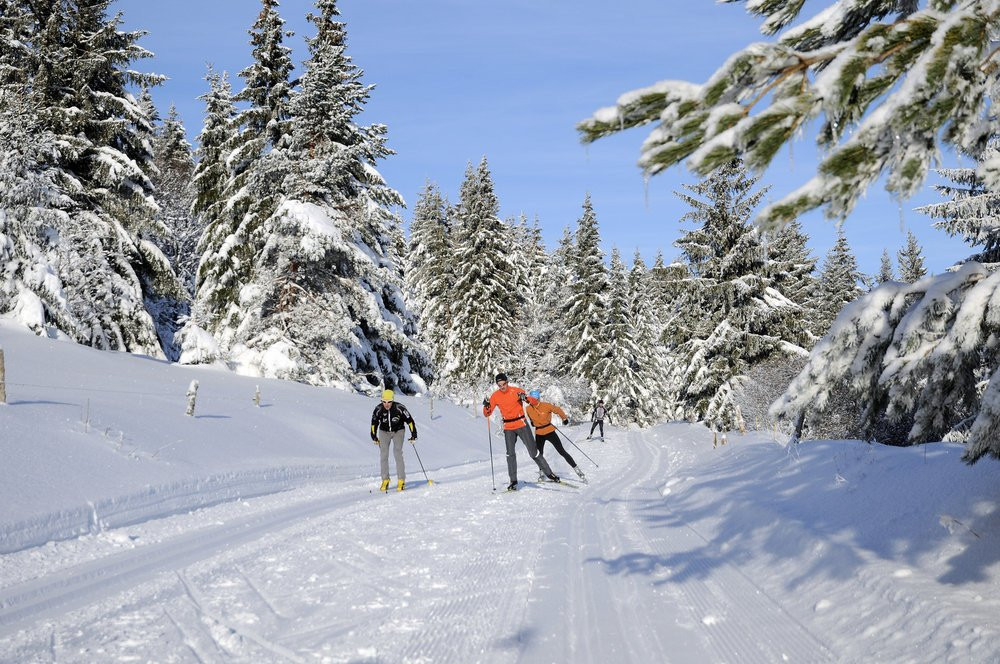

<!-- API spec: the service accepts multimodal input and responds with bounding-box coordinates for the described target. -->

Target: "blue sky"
[115,0,970,276]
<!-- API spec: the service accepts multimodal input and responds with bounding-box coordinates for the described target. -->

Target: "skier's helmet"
[529,389,540,400]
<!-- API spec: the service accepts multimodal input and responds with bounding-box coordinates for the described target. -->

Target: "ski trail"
[0,488,361,637]
[619,428,834,662]
[522,426,834,663]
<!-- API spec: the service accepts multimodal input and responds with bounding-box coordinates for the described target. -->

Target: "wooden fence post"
[0,347,6,404]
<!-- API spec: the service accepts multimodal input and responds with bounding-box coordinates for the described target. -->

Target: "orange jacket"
[484,386,529,430]
[525,398,567,436]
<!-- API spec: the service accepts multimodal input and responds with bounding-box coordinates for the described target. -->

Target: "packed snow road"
[2,426,830,663]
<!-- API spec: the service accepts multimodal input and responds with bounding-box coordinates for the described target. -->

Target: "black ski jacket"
[370,403,417,440]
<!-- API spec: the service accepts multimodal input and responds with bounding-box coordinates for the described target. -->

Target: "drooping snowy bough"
[578,1,1000,229]
[769,262,1000,462]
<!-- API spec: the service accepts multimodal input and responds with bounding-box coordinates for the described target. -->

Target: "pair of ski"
[506,477,583,492]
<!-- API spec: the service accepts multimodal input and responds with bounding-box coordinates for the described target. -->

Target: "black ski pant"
[504,425,554,483]
[589,419,605,438]
[536,430,577,468]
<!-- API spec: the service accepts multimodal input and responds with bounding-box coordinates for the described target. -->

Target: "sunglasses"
[496,380,507,387]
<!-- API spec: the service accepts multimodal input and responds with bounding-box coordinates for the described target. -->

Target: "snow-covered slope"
[0,322,486,553]
[2,323,1000,662]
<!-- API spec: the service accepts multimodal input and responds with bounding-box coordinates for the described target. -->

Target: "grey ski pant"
[504,425,553,483]
[377,429,405,481]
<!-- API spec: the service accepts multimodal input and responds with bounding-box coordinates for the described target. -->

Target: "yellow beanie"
[381,389,394,401]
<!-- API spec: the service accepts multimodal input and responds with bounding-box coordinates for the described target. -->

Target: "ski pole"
[410,440,434,485]
[487,412,496,491]
[553,425,599,468]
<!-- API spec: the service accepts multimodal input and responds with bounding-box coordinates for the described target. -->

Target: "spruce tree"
[671,160,805,430]
[446,158,523,387]
[765,218,819,343]
[143,104,199,359]
[185,67,236,351]
[877,249,896,284]
[562,195,609,397]
[510,214,549,382]
[597,249,668,425]
[193,0,295,342]
[812,228,863,336]
[2,1,182,355]
[897,230,928,282]
[406,181,453,373]
[917,142,1000,264]
[220,0,427,390]
[537,225,577,382]
[0,86,78,337]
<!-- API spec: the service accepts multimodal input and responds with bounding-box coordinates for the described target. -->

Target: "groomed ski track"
[0,426,856,661]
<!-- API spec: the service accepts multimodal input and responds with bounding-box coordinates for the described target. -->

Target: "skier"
[587,400,610,440]
[525,389,586,482]
[370,389,417,492]
[483,372,560,491]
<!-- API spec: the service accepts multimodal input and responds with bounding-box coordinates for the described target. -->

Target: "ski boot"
[397,480,405,492]
[379,479,390,492]
[574,467,586,481]
[507,481,518,492]
[546,473,561,483]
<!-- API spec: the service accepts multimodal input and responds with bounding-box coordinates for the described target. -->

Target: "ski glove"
[482,398,490,408]
[371,437,379,445]
[562,419,569,425]
[409,436,417,444]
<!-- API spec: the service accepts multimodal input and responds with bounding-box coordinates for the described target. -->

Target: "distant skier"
[483,372,560,491]
[587,400,610,440]
[371,389,417,492]
[525,389,586,482]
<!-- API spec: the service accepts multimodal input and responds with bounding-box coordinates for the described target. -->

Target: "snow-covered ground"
[2,323,1000,663]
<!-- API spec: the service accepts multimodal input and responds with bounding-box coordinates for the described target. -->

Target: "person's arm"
[400,405,417,439]
[482,395,493,417]
[370,407,379,441]
[553,404,569,424]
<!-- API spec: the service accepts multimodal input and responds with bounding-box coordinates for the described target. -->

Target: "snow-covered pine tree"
[182,67,236,363]
[811,228,864,336]
[671,160,806,431]
[764,218,819,344]
[579,1,1000,228]
[594,248,639,417]
[631,251,679,422]
[143,104,198,359]
[596,249,668,426]
[561,195,609,398]
[189,0,295,349]
[406,181,453,373]
[917,142,1000,264]
[510,214,549,383]
[446,158,523,388]
[530,225,579,395]
[876,249,896,284]
[152,105,199,294]
[0,86,78,337]
[772,139,1000,461]
[897,230,928,282]
[197,0,429,391]
[2,1,182,355]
